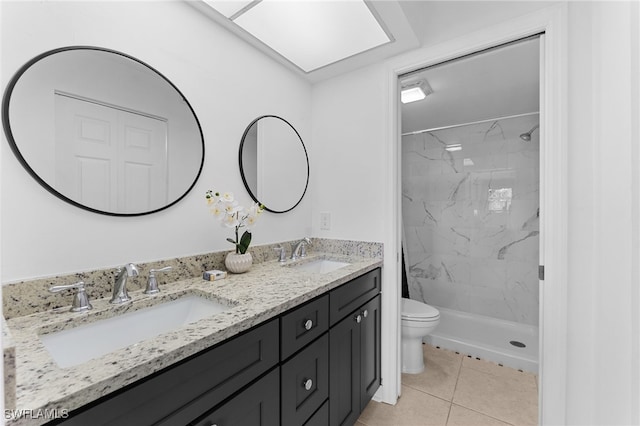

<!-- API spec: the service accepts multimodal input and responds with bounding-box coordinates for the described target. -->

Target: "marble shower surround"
[2,238,383,319]
[402,115,539,325]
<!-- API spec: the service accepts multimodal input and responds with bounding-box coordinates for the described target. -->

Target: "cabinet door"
[329,311,361,426]
[359,295,381,411]
[281,334,329,426]
[191,368,280,426]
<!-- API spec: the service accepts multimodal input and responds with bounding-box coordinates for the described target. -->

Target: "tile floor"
[357,344,538,426]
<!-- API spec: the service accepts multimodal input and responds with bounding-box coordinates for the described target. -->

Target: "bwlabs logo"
[4,409,69,420]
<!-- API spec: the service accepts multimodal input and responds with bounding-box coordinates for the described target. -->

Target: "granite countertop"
[5,252,382,425]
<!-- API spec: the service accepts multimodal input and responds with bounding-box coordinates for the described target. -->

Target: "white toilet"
[401,298,440,374]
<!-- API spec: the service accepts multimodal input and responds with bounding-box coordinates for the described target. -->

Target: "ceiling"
[187,0,421,83]
[401,36,541,133]
[187,1,547,130]
[188,1,554,84]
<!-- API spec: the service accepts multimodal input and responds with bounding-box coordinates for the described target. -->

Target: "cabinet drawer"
[281,295,329,360]
[62,319,279,426]
[157,319,279,425]
[304,400,328,426]
[281,334,329,426]
[191,367,280,426]
[329,268,380,326]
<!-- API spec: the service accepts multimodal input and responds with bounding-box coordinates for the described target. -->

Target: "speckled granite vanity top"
[4,240,382,425]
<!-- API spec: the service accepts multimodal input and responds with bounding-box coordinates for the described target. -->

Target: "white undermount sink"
[289,258,350,274]
[39,295,231,368]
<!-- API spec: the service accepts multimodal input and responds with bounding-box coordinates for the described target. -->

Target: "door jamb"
[384,4,568,424]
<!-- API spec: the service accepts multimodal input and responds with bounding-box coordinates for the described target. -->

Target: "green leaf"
[226,238,237,245]
[238,231,252,254]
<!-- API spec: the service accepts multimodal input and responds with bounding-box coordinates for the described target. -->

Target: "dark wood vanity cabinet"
[51,267,381,426]
[54,319,280,426]
[329,295,381,426]
[191,368,281,426]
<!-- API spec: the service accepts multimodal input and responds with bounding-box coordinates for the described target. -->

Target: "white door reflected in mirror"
[55,93,169,212]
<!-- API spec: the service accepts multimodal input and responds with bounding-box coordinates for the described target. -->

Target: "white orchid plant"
[206,190,264,254]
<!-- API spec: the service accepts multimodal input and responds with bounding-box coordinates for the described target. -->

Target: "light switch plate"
[320,212,331,230]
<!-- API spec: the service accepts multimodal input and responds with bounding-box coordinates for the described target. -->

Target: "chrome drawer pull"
[303,378,313,391]
[304,319,313,330]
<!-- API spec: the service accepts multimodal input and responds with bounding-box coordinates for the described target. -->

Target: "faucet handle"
[274,245,287,263]
[144,266,172,294]
[49,281,92,312]
[300,239,311,258]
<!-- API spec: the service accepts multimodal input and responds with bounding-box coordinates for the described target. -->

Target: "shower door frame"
[384,4,568,424]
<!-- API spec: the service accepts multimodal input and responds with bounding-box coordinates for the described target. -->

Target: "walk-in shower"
[400,35,540,373]
[401,113,540,372]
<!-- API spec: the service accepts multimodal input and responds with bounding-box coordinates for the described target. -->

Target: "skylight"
[203,0,392,73]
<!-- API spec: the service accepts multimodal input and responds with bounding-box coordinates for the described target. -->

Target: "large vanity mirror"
[239,115,309,213]
[2,46,204,216]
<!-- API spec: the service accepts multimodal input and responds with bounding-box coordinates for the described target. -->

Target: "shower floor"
[425,306,539,373]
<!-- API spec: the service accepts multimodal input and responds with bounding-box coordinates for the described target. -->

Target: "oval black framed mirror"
[239,115,309,213]
[2,46,205,216]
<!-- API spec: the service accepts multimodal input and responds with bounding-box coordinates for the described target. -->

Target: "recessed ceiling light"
[400,79,433,104]
[203,0,392,73]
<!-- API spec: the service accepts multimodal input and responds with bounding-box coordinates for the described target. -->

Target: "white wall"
[565,2,639,424]
[311,61,400,404]
[1,1,313,282]
[311,2,639,424]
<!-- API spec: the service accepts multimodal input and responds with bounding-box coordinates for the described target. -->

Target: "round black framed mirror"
[2,46,205,216]
[239,115,309,213]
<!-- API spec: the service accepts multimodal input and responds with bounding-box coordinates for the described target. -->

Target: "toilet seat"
[401,298,440,321]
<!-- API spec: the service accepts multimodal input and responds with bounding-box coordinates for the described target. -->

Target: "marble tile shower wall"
[402,115,539,325]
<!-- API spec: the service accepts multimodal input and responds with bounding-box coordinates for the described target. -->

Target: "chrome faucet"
[144,266,172,294]
[274,245,287,263]
[111,263,139,304]
[291,237,312,260]
[49,281,92,312]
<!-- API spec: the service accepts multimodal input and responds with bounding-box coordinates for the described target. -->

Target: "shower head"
[520,124,539,141]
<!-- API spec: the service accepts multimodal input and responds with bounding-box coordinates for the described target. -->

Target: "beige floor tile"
[453,366,538,426]
[462,355,538,383]
[402,345,463,401]
[447,404,511,426]
[358,385,451,426]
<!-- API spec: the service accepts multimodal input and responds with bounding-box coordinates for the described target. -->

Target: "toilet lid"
[401,298,440,320]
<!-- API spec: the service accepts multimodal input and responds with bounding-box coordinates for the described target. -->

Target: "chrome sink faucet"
[49,281,92,312]
[291,237,312,260]
[111,263,139,304]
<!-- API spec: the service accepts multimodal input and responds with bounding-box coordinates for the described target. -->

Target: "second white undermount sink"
[40,295,231,368]
[289,258,350,274]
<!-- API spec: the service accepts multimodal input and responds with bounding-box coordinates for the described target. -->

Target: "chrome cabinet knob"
[362,309,368,318]
[303,378,313,391]
[304,319,313,330]
[355,314,362,324]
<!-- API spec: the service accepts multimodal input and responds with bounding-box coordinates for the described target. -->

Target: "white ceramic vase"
[225,252,252,274]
